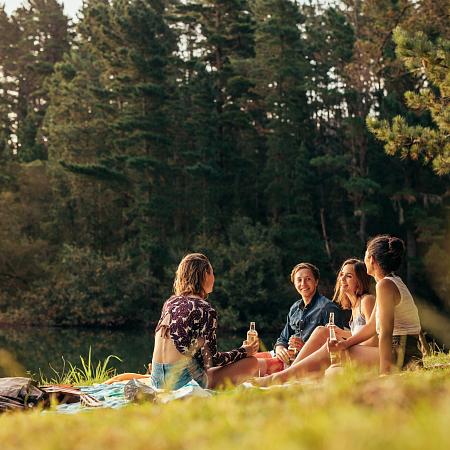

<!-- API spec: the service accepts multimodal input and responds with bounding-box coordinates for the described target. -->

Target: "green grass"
[38,347,121,386]
[0,354,449,450]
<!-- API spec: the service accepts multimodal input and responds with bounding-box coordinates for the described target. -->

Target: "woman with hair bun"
[365,235,422,372]
[329,235,422,374]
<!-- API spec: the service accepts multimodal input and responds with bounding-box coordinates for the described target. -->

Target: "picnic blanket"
[55,378,214,414]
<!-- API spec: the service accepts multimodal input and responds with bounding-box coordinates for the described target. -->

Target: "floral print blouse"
[155,295,247,371]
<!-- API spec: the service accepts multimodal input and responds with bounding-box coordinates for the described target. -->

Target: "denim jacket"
[275,291,349,348]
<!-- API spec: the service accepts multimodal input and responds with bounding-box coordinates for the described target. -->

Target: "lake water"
[0,326,278,379]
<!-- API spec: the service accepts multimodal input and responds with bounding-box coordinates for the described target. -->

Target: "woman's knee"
[312,326,328,337]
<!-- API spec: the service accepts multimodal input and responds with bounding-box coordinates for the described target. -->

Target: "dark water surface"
[0,326,278,378]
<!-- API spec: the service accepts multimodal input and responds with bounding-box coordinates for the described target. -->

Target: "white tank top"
[375,275,421,335]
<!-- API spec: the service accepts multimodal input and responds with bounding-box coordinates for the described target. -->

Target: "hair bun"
[367,234,405,274]
[388,237,405,255]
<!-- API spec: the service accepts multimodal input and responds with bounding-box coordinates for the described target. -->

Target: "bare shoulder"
[360,294,376,318]
[361,293,375,304]
[376,277,398,292]
[376,278,400,303]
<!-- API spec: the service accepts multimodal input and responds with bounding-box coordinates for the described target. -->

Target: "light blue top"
[349,301,366,335]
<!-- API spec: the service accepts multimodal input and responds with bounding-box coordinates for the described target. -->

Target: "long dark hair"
[366,235,405,275]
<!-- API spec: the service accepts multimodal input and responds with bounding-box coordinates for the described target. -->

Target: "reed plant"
[38,347,121,386]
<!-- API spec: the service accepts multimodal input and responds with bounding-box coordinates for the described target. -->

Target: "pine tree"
[46,0,178,308]
[172,0,259,225]
[367,28,450,175]
[0,7,20,160]
[7,0,71,161]
[250,0,327,268]
[300,3,359,263]
[348,1,449,288]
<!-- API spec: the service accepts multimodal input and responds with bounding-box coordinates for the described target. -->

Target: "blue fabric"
[53,379,213,414]
[151,361,207,390]
[53,384,128,414]
[275,291,349,347]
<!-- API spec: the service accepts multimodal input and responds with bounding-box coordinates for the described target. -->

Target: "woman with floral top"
[150,253,259,390]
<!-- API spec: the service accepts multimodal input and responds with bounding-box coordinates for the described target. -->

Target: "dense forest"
[0,0,448,335]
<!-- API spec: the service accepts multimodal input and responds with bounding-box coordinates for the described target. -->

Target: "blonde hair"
[173,253,212,298]
[332,258,371,309]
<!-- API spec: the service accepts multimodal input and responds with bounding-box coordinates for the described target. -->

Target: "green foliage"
[59,161,129,183]
[367,27,450,175]
[208,217,287,331]
[0,0,448,333]
[44,245,152,326]
[0,0,71,162]
[422,216,450,311]
[0,162,54,298]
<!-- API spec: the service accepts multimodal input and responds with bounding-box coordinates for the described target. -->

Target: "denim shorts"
[150,360,207,390]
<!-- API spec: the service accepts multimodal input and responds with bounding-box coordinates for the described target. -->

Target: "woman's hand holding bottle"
[327,337,348,353]
[243,338,259,356]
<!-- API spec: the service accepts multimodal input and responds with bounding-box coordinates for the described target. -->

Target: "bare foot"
[250,375,273,387]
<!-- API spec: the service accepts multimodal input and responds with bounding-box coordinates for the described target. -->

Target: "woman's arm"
[360,294,376,322]
[334,326,352,339]
[335,306,377,350]
[376,279,399,374]
[202,309,247,368]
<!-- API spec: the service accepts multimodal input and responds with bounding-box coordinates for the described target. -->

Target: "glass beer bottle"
[287,344,297,363]
[287,336,299,362]
[328,312,341,365]
[247,322,258,343]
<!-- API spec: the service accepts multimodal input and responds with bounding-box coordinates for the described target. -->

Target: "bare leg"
[104,373,151,385]
[253,343,331,386]
[288,344,378,379]
[257,358,267,376]
[207,357,259,389]
[254,343,380,387]
[292,326,328,364]
[347,345,379,366]
[273,343,330,382]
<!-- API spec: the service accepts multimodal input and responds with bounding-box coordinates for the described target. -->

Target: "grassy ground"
[0,354,449,450]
